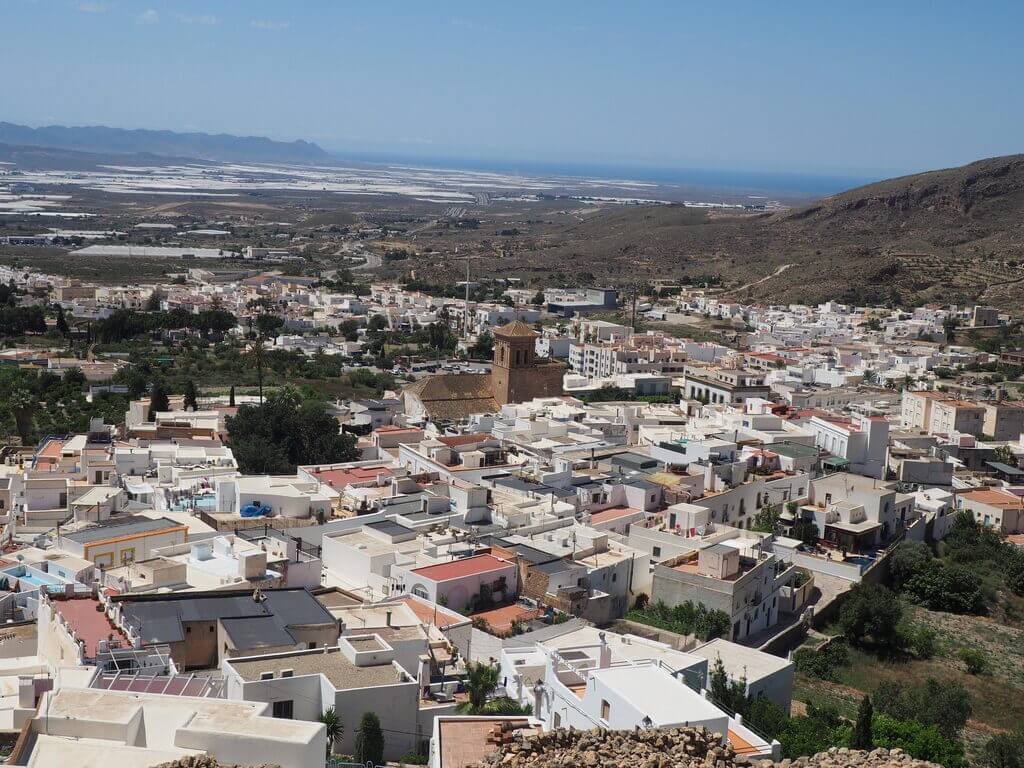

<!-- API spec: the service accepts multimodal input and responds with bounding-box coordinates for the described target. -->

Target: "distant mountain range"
[0,121,329,164]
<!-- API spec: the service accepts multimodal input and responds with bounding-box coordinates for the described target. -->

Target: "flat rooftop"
[51,596,129,657]
[227,645,405,690]
[438,719,537,768]
[691,637,794,680]
[589,664,724,727]
[59,515,183,544]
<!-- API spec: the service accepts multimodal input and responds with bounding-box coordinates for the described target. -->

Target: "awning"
[125,482,154,495]
[822,456,850,470]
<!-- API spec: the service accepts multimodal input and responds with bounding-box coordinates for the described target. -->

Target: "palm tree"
[318,707,343,758]
[457,661,500,713]
[250,338,266,404]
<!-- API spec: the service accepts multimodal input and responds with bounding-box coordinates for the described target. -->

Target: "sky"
[2,1,1023,180]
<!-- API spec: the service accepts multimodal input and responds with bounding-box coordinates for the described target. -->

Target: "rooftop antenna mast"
[455,253,480,341]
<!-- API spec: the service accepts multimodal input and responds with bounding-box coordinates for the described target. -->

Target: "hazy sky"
[3,1,1022,178]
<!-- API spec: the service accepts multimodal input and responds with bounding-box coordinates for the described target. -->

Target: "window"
[553,712,561,728]
[411,584,429,600]
[611,573,617,583]
[272,700,294,719]
[601,700,610,720]
[652,546,661,558]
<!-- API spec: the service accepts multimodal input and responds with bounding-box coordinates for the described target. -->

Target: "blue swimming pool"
[844,555,875,568]
[2,565,61,588]
[171,495,217,512]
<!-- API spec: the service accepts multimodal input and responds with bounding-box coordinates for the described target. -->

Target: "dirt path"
[733,263,794,293]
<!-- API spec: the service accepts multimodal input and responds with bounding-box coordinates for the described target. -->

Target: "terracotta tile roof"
[51,596,130,658]
[395,595,468,628]
[404,373,499,420]
[37,439,64,459]
[437,434,491,447]
[590,505,642,524]
[439,719,534,768]
[313,464,394,489]
[493,320,538,338]
[961,489,1024,509]
[469,603,543,633]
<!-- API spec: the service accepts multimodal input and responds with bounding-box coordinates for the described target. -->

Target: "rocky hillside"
[472,725,941,768]
[420,155,1024,311]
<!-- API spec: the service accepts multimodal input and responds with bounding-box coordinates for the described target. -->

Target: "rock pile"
[152,757,281,768]
[477,726,738,768]
[766,747,943,768]
[475,727,944,768]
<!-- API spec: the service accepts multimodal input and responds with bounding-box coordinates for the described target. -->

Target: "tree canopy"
[226,387,359,474]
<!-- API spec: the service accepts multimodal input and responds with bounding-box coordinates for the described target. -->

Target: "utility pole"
[630,283,638,331]
[464,257,471,341]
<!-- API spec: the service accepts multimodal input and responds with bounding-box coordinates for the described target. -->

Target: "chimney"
[598,631,611,669]
[17,676,34,709]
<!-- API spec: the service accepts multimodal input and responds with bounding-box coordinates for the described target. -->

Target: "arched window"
[411,584,429,600]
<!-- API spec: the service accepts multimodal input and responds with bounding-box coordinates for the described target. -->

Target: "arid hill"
[410,155,1024,311]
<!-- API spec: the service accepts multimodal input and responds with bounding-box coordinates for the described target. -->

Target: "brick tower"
[490,320,541,405]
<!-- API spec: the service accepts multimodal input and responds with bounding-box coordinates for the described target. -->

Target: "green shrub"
[958,647,989,675]
[838,583,903,650]
[873,679,972,739]
[981,732,1024,768]
[793,641,851,681]
[871,715,965,768]
[626,600,731,640]
[900,623,938,659]
[778,704,845,760]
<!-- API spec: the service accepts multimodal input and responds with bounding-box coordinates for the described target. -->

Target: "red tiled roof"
[51,596,129,658]
[469,603,543,633]
[411,554,514,582]
[314,465,394,489]
[436,434,490,447]
[396,595,468,629]
[37,439,64,459]
[960,489,1024,509]
[590,505,642,524]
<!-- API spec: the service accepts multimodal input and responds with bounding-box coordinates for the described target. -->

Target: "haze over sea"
[330,150,875,198]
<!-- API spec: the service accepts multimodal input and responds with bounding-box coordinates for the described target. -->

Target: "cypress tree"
[850,695,874,750]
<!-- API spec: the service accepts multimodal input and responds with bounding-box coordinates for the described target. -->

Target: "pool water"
[2,565,61,588]
[171,495,217,512]
[844,556,875,568]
